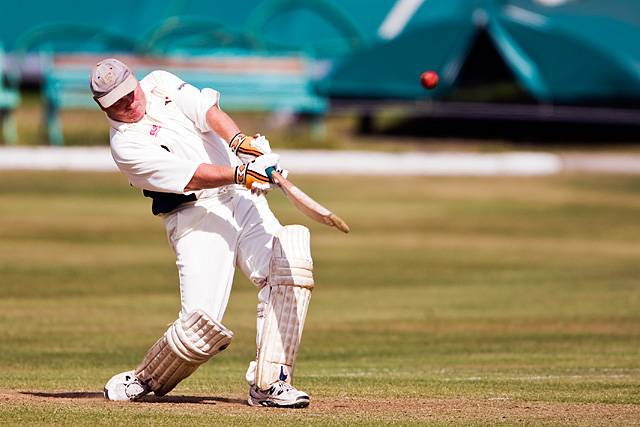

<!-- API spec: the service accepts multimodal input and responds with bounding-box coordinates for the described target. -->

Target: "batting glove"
[234,153,280,194]
[229,133,272,164]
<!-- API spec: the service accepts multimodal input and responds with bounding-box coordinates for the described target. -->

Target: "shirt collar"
[107,116,132,131]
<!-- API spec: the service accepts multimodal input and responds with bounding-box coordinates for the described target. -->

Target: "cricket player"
[91,58,314,408]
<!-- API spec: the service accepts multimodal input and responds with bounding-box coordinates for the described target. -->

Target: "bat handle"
[265,166,275,180]
[266,167,283,185]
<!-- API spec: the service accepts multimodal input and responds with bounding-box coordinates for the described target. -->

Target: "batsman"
[91,58,314,408]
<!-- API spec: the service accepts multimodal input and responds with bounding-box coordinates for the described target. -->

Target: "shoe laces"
[269,380,294,396]
[124,374,148,397]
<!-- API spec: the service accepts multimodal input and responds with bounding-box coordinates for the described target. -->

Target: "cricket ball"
[420,71,439,90]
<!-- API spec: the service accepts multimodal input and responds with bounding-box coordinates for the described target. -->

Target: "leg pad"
[255,225,314,390]
[135,310,233,396]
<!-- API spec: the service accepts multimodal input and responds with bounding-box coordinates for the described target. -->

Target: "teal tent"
[2,0,639,103]
[319,0,640,103]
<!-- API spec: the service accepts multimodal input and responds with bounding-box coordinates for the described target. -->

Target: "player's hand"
[234,153,280,194]
[229,133,272,164]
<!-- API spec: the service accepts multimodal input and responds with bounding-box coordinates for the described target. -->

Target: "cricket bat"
[266,168,350,234]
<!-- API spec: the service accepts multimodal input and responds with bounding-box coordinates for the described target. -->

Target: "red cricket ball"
[420,71,439,90]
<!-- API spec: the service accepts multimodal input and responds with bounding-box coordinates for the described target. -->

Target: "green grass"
[0,172,639,425]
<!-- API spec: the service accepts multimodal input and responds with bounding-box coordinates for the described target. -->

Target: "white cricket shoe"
[103,370,150,401]
[248,381,310,408]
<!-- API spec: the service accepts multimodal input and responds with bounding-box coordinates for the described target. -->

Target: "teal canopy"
[2,0,639,103]
[320,0,640,103]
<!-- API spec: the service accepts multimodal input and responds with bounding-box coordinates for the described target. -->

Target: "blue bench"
[0,44,20,144]
[43,53,327,145]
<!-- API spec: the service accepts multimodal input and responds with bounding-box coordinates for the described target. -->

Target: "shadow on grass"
[20,391,246,405]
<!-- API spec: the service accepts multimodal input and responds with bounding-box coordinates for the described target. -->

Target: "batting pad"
[135,310,233,396]
[256,225,314,390]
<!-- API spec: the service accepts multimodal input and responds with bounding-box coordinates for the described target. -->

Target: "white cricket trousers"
[162,187,281,321]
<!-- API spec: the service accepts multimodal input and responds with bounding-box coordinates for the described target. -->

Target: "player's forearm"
[206,105,240,142]
[185,163,235,191]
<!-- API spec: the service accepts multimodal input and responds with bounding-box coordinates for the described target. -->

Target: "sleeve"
[147,70,219,133]
[110,133,200,194]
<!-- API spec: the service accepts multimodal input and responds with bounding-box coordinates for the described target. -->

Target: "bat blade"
[269,170,350,234]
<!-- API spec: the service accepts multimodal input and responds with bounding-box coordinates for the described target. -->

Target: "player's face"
[105,84,146,123]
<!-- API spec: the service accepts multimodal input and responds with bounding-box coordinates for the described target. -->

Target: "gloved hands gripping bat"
[229,133,350,233]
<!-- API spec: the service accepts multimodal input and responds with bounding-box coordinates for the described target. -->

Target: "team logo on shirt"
[150,125,162,136]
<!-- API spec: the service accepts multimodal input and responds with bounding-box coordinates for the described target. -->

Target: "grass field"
[0,171,639,425]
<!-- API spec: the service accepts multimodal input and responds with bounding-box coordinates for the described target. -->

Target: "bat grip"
[266,166,282,185]
[265,166,275,180]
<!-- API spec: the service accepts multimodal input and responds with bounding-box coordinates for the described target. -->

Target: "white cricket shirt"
[109,70,241,197]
